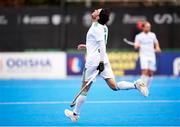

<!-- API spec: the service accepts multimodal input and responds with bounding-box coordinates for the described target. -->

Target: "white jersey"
[85,22,109,66]
[135,32,158,58]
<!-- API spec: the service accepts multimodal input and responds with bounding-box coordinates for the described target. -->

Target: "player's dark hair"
[98,8,110,25]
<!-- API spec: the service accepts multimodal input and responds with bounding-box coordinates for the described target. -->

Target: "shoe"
[135,79,149,97]
[64,109,79,122]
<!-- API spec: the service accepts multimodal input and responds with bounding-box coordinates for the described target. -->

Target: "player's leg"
[100,63,135,90]
[145,68,155,88]
[65,80,92,122]
[64,66,96,122]
[141,57,156,88]
[148,70,154,77]
[65,81,91,122]
[140,57,151,88]
[146,70,154,88]
[73,81,92,115]
[105,78,135,90]
[141,69,150,86]
[148,58,156,77]
[101,63,148,96]
[105,78,148,96]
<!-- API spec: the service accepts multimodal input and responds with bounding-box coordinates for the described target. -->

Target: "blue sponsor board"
[122,52,180,76]
[67,52,180,76]
[156,52,180,76]
[67,54,85,76]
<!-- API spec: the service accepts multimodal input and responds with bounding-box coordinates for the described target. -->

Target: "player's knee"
[112,88,118,91]
[106,79,118,91]
[110,86,118,91]
[82,91,88,95]
[83,88,89,93]
[108,83,118,91]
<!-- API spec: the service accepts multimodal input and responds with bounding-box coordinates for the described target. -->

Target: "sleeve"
[153,33,158,44]
[99,39,106,62]
[94,28,106,62]
[134,35,140,45]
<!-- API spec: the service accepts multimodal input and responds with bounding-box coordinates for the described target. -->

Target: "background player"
[134,21,161,89]
[65,8,148,122]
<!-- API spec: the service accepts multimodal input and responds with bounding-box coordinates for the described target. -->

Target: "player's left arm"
[95,29,106,73]
[99,40,106,62]
[153,33,161,53]
[155,41,161,53]
[97,39,105,73]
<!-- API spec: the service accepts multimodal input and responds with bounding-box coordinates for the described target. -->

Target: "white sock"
[73,94,86,115]
[116,81,135,90]
[141,75,150,87]
[148,76,153,87]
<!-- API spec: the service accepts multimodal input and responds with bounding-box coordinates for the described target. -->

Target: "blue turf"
[0,77,180,126]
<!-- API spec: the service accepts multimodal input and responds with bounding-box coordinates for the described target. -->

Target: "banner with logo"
[108,52,140,76]
[0,52,66,79]
[67,53,85,76]
[0,6,179,51]
[66,52,180,76]
[109,51,180,76]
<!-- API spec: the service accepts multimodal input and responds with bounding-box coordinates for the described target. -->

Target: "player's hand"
[77,44,86,50]
[134,43,140,49]
[97,61,104,73]
[155,47,161,53]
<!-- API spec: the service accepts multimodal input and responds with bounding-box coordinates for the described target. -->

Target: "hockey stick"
[123,38,134,46]
[70,70,99,107]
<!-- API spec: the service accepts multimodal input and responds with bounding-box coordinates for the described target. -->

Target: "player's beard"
[144,30,150,33]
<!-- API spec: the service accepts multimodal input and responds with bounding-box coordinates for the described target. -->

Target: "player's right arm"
[134,35,141,49]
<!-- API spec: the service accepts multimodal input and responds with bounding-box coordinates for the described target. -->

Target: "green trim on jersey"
[104,27,108,44]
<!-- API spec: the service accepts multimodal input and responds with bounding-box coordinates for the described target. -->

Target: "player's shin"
[141,75,150,87]
[73,92,87,115]
[116,81,135,90]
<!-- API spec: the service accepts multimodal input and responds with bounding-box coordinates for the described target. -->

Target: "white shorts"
[82,63,114,82]
[140,56,156,71]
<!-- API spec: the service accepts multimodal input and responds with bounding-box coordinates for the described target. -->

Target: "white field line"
[0,100,180,105]
[0,125,180,127]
